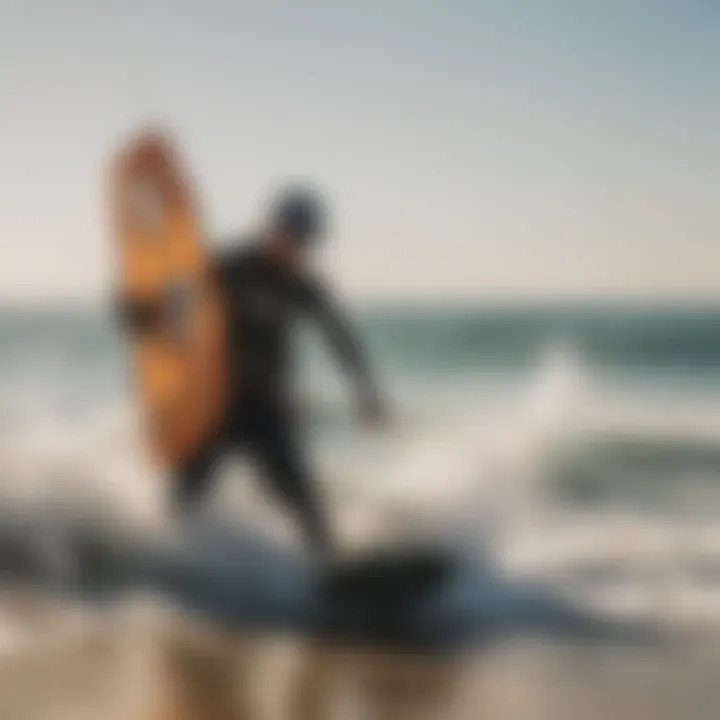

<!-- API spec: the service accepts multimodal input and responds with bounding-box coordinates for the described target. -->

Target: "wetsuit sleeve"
[305,280,376,393]
[213,245,242,286]
[115,244,246,335]
[212,243,257,304]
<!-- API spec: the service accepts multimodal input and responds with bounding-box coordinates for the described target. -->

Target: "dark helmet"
[270,185,326,241]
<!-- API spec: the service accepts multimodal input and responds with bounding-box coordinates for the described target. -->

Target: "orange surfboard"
[109,130,227,470]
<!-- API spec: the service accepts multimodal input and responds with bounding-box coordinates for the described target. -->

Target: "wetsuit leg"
[247,411,332,553]
[172,435,225,515]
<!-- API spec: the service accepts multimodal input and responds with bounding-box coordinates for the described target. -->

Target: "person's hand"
[287,389,309,422]
[358,389,389,428]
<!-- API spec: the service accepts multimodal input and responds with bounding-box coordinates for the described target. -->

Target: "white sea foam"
[0,326,719,640]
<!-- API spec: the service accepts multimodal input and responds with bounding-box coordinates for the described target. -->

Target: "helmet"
[271,185,326,241]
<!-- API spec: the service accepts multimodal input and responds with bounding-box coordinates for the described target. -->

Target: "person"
[173,186,386,553]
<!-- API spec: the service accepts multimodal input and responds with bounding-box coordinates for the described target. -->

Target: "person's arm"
[305,280,385,422]
[213,242,245,288]
[114,296,164,335]
[115,242,244,335]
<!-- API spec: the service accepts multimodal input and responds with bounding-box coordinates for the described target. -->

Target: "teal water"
[2,302,720,392]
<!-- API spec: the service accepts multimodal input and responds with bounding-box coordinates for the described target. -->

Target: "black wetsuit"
[173,240,374,550]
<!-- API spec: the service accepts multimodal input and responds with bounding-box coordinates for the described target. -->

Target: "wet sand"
[0,593,718,720]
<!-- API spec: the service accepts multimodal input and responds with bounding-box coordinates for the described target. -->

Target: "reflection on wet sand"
[0,598,719,720]
[147,621,720,720]
[153,626,461,720]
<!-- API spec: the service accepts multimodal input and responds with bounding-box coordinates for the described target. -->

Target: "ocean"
[0,303,719,718]
[2,305,720,591]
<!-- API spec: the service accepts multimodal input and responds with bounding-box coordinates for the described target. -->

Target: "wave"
[0,332,718,648]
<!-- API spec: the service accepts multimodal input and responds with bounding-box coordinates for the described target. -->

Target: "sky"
[0,0,718,303]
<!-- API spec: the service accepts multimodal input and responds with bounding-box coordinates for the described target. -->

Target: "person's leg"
[249,415,332,554]
[171,436,225,516]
